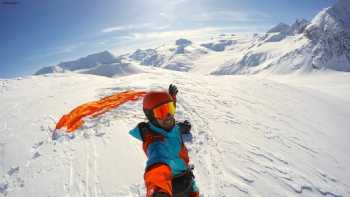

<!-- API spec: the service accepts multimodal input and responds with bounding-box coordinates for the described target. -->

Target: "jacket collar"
[148,122,176,136]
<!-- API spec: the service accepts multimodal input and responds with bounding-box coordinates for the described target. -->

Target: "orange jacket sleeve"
[144,164,173,197]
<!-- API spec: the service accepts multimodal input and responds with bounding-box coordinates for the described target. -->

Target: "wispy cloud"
[101,23,153,33]
[154,0,271,24]
[109,26,264,56]
[166,0,189,9]
[53,43,83,54]
[25,42,85,62]
[130,27,222,41]
[128,25,267,42]
[192,10,270,23]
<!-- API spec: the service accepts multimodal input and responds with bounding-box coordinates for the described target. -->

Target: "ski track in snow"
[177,76,348,197]
[177,80,248,197]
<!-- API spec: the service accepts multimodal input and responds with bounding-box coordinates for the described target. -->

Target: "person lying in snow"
[129,84,199,197]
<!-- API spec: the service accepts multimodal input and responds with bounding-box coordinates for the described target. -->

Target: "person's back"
[129,85,199,197]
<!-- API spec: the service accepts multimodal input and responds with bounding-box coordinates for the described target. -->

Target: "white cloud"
[101,26,131,33]
[156,0,191,22]
[129,26,267,42]
[167,0,189,8]
[108,24,270,55]
[109,27,221,55]
[26,42,85,61]
[190,10,270,23]
[101,23,153,33]
[155,0,270,25]
[131,27,222,41]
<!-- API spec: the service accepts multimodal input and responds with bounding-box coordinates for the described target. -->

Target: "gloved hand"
[179,120,191,134]
[168,84,178,98]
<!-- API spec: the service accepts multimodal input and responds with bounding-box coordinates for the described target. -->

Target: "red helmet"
[143,91,174,120]
[143,91,174,110]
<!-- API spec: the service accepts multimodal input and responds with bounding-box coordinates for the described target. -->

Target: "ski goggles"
[153,101,176,119]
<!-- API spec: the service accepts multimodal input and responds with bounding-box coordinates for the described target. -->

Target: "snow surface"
[1,69,350,197]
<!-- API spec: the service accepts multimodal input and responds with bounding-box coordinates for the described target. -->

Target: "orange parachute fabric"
[55,90,147,133]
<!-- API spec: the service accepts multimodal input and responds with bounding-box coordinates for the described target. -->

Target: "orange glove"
[189,191,199,197]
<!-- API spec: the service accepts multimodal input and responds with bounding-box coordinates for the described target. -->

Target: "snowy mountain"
[58,51,119,71]
[303,0,350,71]
[200,39,235,52]
[128,38,209,72]
[35,65,67,75]
[266,23,290,34]
[1,70,350,197]
[212,0,350,75]
[34,51,144,77]
[265,19,309,36]
[210,31,310,75]
[34,0,350,77]
[129,49,165,67]
[80,62,144,78]
[289,19,310,35]
[260,20,310,43]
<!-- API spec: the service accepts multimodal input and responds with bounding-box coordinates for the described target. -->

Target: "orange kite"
[55,90,147,132]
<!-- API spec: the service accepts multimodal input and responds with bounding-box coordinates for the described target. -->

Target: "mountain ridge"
[34,0,350,77]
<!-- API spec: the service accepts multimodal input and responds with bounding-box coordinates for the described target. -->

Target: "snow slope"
[1,69,350,197]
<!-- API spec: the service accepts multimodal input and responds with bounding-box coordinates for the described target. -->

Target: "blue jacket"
[129,122,189,176]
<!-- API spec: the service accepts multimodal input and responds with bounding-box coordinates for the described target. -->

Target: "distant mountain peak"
[332,0,350,30]
[306,0,350,36]
[174,38,192,54]
[57,50,118,71]
[34,65,65,75]
[289,18,310,34]
[129,49,164,66]
[175,38,192,47]
[200,40,234,51]
[267,23,290,34]
[34,50,128,76]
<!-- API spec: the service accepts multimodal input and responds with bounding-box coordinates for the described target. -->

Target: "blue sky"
[0,0,336,78]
